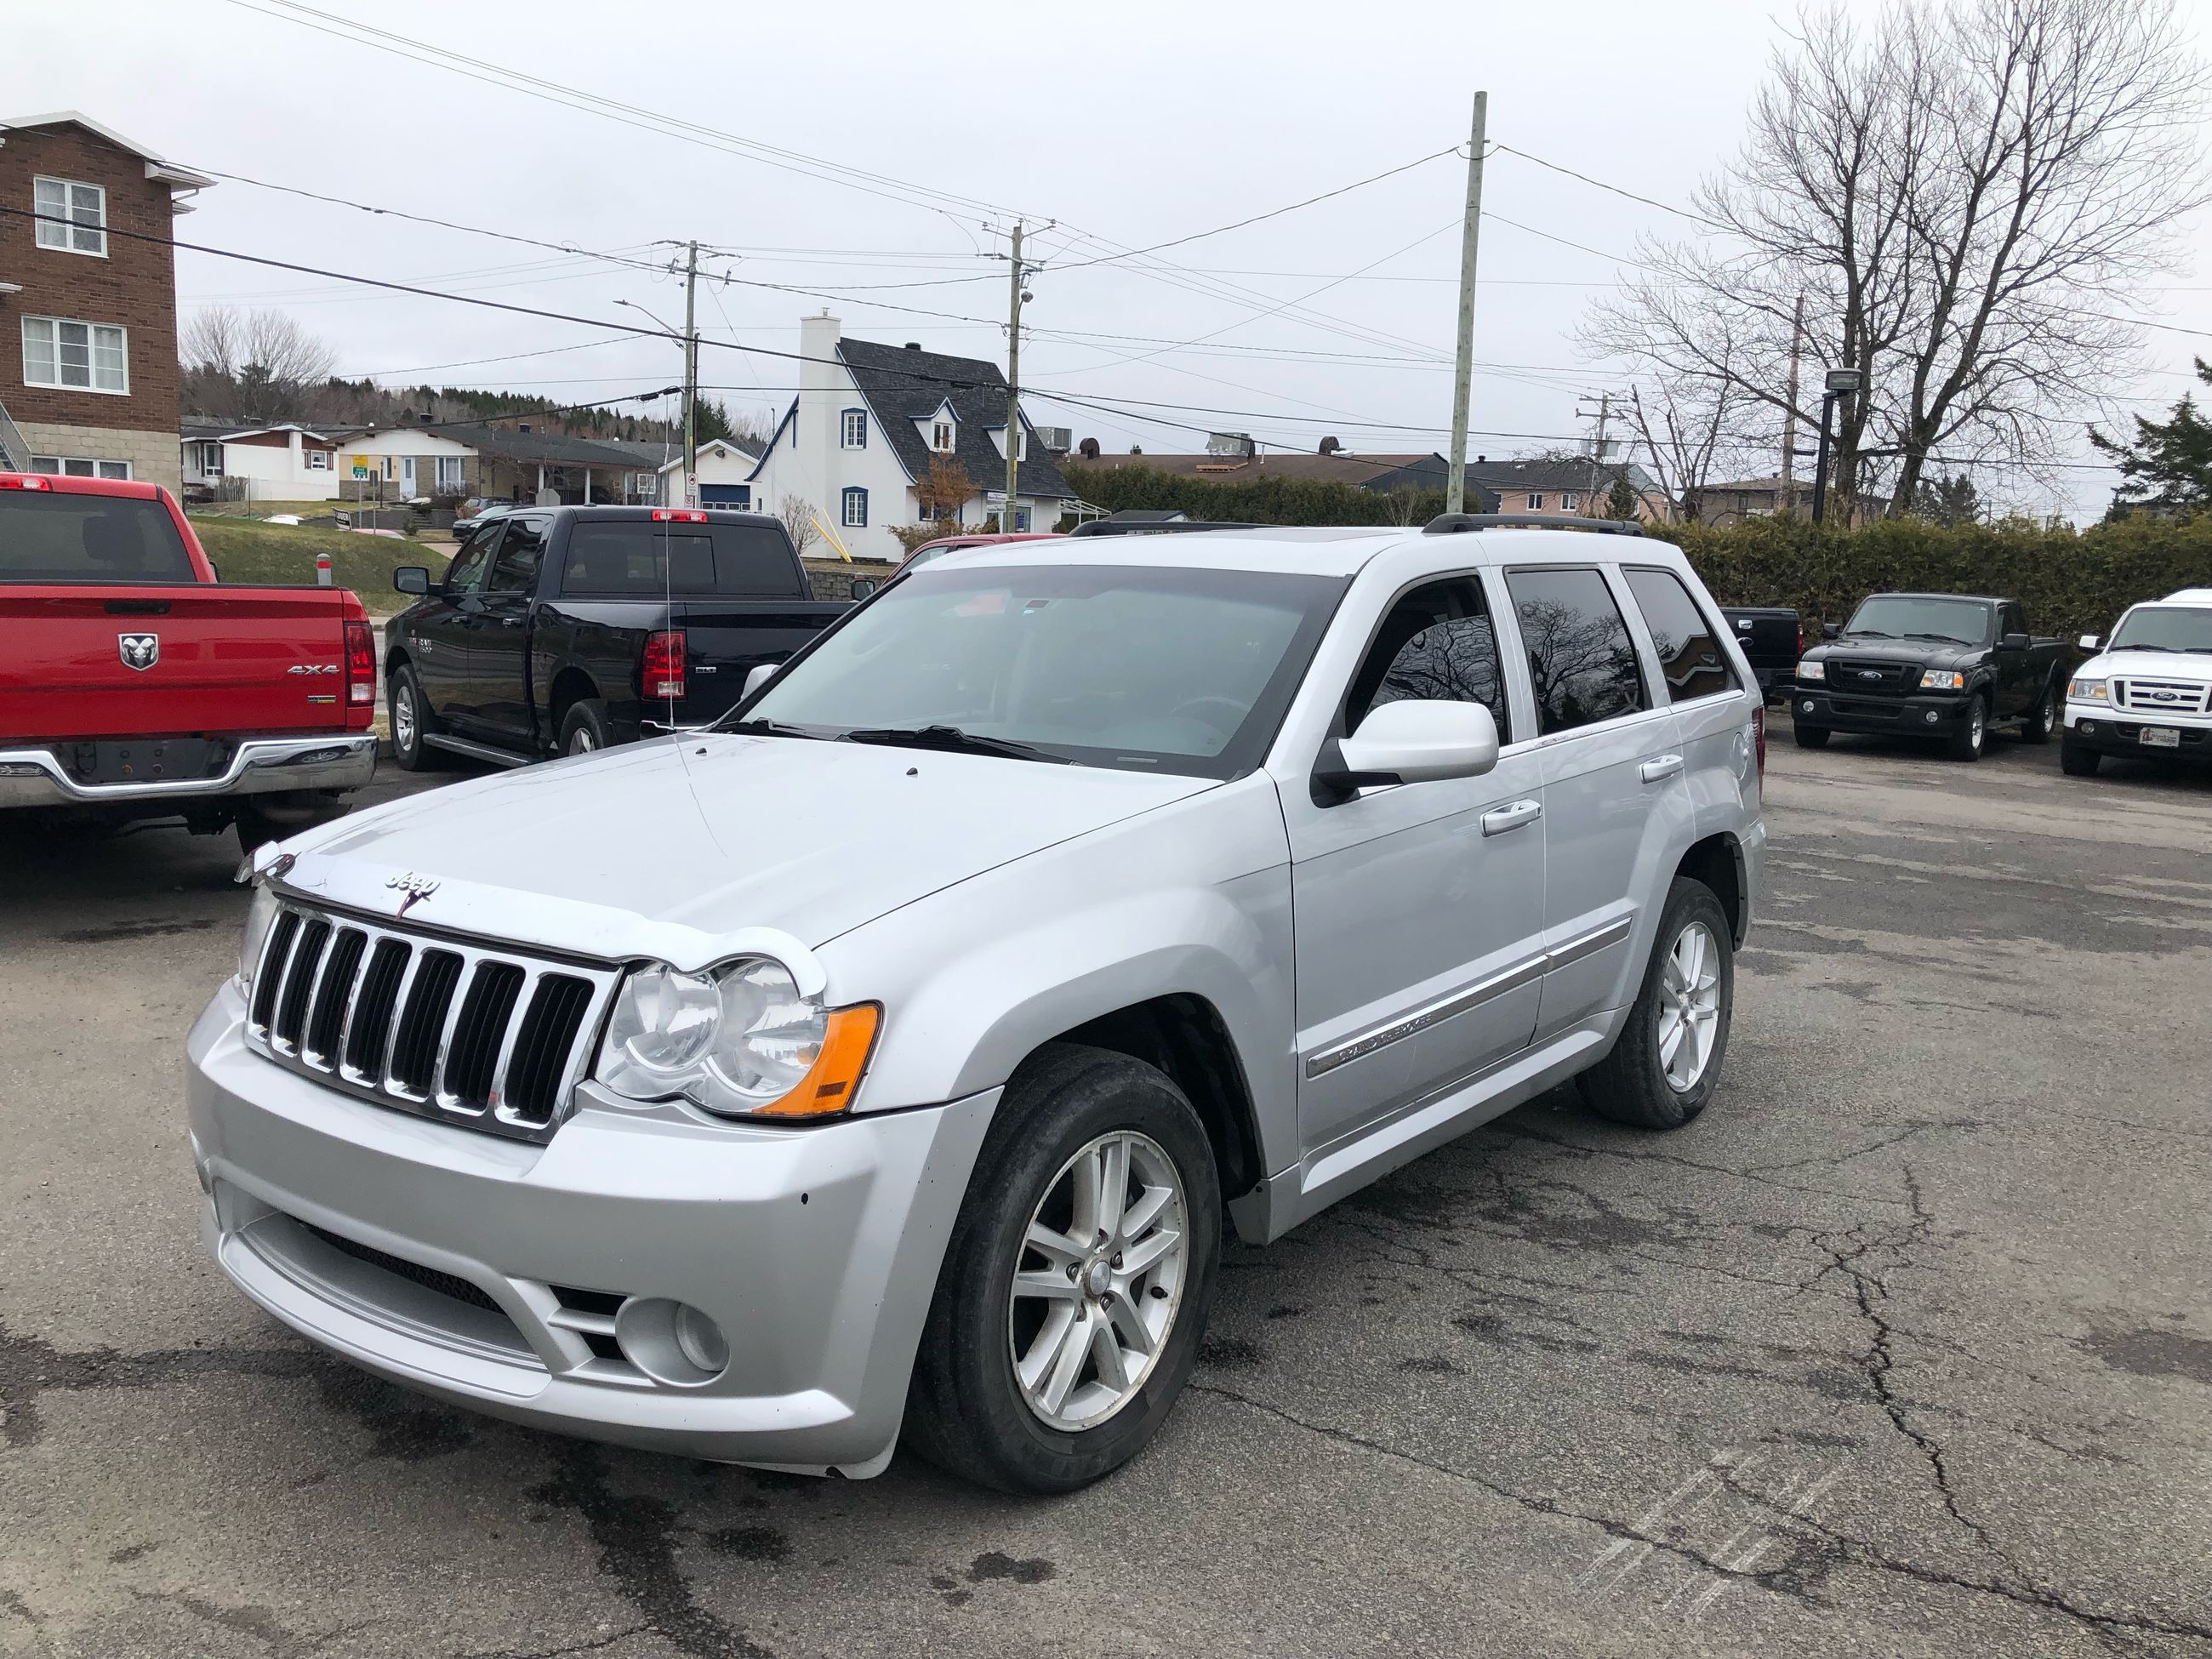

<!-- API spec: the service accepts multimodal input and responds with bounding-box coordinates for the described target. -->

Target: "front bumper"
[0,733,376,810]
[1789,687,1970,736]
[187,982,996,1474]
[2064,708,2212,761]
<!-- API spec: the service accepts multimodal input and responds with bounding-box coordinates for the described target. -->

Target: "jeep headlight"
[1796,659,1825,681]
[2068,676,2108,702]
[237,881,281,994]
[595,957,879,1120]
[1920,669,1967,691]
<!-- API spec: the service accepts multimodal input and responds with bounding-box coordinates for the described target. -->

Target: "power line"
[1490,145,1726,231]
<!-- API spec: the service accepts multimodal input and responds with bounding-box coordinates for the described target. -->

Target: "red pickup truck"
[0,472,378,851]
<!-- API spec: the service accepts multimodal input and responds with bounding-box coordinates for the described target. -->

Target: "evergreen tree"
[1605,474,1640,520]
[2091,359,2212,516]
[1907,471,1983,525]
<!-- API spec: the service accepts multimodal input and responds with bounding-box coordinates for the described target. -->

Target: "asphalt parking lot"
[3,723,2209,1659]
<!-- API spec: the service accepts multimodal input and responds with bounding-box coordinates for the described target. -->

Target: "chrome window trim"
[1303,914,1633,1079]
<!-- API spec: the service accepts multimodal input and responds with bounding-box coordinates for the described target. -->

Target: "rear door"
[1499,562,1683,1041]
[472,514,550,745]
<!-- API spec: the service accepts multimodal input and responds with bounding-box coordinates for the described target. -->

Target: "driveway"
[2,727,2207,1657]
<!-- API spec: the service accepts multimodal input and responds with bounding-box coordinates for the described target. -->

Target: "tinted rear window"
[557,522,796,597]
[1,493,197,584]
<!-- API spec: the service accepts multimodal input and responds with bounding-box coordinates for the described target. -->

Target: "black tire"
[1944,693,1989,762]
[2021,678,2058,744]
[389,663,442,772]
[557,698,613,756]
[1580,878,1736,1131]
[2060,740,2101,778]
[904,1044,1222,1494]
[1793,722,1831,749]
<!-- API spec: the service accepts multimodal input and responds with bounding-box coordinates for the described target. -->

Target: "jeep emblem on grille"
[118,632,159,671]
[385,872,440,917]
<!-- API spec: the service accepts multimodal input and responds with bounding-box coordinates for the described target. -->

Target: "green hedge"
[1070,464,1446,527]
[1648,514,2212,644]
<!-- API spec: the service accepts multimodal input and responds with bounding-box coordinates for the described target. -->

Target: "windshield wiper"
[2112,642,2212,653]
[724,718,826,739]
[1901,632,1975,645]
[841,724,1071,764]
[1844,629,1896,638]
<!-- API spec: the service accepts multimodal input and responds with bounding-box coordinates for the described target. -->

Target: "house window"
[841,487,869,528]
[1560,492,1579,511]
[33,177,106,256]
[23,316,128,394]
[1527,493,1545,511]
[31,456,130,479]
[435,455,465,489]
[197,442,224,476]
[932,421,954,453]
[841,409,868,448]
[307,449,331,470]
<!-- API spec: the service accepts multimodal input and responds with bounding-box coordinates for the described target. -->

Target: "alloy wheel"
[567,727,597,755]
[1970,701,1986,750]
[1007,1130,1189,1432]
[393,681,416,752]
[1656,921,1724,1092]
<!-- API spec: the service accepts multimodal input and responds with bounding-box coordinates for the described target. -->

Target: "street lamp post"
[1810,367,1863,526]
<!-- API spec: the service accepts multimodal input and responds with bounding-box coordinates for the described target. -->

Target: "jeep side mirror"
[1314,699,1500,804]
[2078,634,2101,652]
[393,567,430,596]
[742,663,778,700]
[1821,622,1842,641]
[2000,631,2030,651]
[851,578,878,600]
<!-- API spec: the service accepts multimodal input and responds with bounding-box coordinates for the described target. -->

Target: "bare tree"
[779,495,822,555]
[1581,0,2208,517]
[180,306,339,419]
[1612,379,1756,522]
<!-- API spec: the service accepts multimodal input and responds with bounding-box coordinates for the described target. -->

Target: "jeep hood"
[279,733,1215,963]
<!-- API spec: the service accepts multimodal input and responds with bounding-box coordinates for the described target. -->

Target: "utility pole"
[1779,293,1804,515]
[1002,221,1025,533]
[1445,91,1488,516]
[1577,391,1612,510]
[681,240,699,509]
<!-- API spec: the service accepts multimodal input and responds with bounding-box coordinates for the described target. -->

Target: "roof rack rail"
[1066,517,1261,537]
[1422,512,1645,538]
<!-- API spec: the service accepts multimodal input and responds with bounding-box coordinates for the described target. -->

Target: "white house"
[741,313,1077,562]
[655,436,766,511]
[335,425,477,500]
[179,422,352,500]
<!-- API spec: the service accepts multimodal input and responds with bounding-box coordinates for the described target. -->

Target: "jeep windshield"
[727,562,1345,778]
[1844,596,1990,646]
[2107,607,2212,654]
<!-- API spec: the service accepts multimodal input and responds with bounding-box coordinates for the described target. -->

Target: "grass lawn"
[189,516,449,610]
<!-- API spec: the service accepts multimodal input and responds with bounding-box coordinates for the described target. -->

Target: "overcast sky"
[11,0,2210,517]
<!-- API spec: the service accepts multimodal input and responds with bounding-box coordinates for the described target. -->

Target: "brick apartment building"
[0,112,210,495]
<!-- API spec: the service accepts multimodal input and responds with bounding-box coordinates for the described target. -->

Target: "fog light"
[1800,700,1815,714]
[1924,710,1940,724]
[675,1303,729,1373]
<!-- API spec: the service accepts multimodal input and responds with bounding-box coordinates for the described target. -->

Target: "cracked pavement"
[3,722,2209,1657]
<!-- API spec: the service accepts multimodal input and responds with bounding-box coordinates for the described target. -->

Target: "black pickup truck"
[1790,592,2065,761]
[385,506,864,768]
[1720,607,1803,698]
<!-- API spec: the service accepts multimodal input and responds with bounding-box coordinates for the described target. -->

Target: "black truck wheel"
[389,664,442,772]
[558,699,613,755]
[1793,723,1830,749]
[2061,740,2101,777]
[1945,694,1988,761]
[2021,680,2058,744]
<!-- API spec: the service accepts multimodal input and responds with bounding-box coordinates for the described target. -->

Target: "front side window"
[34,177,106,255]
[1343,576,1509,741]
[1623,566,1736,704]
[443,528,499,595]
[485,521,547,594]
[23,316,128,393]
[841,409,868,448]
[842,487,868,527]
[1506,566,1649,735]
[738,563,1346,779]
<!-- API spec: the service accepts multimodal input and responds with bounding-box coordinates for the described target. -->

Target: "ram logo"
[117,633,159,671]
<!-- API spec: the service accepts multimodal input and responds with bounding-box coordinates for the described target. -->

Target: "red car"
[0,472,378,851]
[898,530,1065,571]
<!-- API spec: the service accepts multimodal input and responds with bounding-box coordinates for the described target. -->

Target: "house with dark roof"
[439,420,659,506]
[742,313,1076,560]
[1464,453,1669,522]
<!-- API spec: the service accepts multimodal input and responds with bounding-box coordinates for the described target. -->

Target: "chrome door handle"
[1640,754,1685,784]
[1481,800,1542,836]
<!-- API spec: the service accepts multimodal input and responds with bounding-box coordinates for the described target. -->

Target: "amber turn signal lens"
[751,1003,881,1118]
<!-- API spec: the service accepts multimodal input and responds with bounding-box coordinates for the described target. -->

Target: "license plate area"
[70,738,217,783]
[2140,727,2181,749]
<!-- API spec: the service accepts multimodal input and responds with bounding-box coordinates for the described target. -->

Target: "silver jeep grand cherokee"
[189,519,1765,1493]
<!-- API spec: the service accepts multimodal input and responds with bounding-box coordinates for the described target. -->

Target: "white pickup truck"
[2062,588,2212,776]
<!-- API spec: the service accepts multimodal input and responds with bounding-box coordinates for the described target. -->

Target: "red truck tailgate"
[0,584,362,742]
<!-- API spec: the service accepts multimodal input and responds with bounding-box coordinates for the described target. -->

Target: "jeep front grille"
[244,899,619,1142]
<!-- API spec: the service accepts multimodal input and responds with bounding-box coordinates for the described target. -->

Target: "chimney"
[905,342,921,351]
[1319,436,1341,454]
[1078,436,1100,459]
